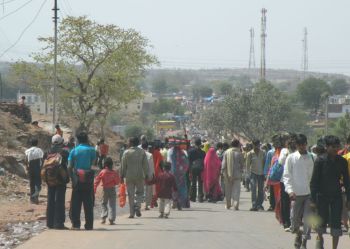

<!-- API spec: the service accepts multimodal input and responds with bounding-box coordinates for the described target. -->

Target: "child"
[152,162,177,218]
[94,157,120,225]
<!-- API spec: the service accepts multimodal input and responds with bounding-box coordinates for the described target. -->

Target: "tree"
[297,77,331,113]
[331,112,350,143]
[9,16,157,133]
[151,98,185,115]
[213,81,232,96]
[331,79,349,95]
[192,85,213,100]
[201,82,294,141]
[124,125,143,139]
[151,79,168,95]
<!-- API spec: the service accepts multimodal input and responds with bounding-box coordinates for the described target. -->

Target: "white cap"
[52,134,64,145]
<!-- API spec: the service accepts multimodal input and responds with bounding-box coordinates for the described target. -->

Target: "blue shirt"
[68,144,96,170]
[264,148,275,176]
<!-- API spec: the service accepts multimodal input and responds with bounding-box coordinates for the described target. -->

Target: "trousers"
[101,187,117,222]
[126,179,144,216]
[159,198,171,215]
[224,178,241,208]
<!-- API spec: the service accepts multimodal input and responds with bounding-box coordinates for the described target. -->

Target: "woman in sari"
[203,148,222,202]
[167,140,189,210]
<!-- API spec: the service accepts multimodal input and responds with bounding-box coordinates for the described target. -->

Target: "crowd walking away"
[24,129,350,248]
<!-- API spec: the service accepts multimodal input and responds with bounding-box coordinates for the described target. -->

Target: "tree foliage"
[151,79,168,95]
[331,79,349,95]
[201,82,296,141]
[192,85,213,100]
[296,77,331,112]
[9,16,157,133]
[330,112,350,143]
[151,98,185,115]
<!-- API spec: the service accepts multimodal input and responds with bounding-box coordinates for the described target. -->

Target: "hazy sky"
[0,0,350,75]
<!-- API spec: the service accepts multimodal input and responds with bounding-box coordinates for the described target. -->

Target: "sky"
[0,0,350,75]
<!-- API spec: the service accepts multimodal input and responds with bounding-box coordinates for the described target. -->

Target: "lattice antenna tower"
[260,8,267,82]
[302,27,308,79]
[249,28,256,69]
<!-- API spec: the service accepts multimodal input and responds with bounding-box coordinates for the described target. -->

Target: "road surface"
[17,190,350,249]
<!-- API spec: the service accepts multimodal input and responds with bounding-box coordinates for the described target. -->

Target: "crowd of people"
[23,128,350,249]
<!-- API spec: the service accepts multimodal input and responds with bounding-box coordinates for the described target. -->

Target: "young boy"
[152,162,177,218]
[310,135,350,249]
[94,157,120,225]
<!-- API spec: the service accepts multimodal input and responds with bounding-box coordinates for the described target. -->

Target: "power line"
[1,0,21,5]
[0,0,48,58]
[0,0,35,22]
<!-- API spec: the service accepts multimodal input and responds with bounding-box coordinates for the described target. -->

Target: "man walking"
[44,135,70,229]
[246,139,266,211]
[310,135,350,249]
[188,138,206,202]
[221,139,244,210]
[283,134,314,249]
[68,132,96,230]
[25,138,44,204]
[121,137,149,218]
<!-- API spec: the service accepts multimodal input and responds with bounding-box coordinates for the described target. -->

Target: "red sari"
[203,148,222,201]
[152,149,163,205]
[266,148,282,224]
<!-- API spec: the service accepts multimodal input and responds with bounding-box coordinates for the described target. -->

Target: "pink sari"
[203,148,222,200]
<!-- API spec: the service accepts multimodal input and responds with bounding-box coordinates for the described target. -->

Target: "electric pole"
[248,28,256,70]
[52,0,58,131]
[0,73,3,101]
[302,27,308,80]
[260,8,267,82]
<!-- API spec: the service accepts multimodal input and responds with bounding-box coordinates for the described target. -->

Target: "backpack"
[41,153,67,187]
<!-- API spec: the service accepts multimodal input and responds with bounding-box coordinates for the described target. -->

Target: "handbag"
[118,183,126,208]
[268,160,284,182]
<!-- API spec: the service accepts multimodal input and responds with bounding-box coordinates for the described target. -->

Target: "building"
[120,92,158,114]
[17,92,52,115]
[328,95,350,119]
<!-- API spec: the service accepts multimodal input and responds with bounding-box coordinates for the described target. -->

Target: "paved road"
[17,190,350,249]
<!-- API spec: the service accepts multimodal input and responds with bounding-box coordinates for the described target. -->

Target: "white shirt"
[25,146,44,162]
[282,151,314,196]
[145,151,155,179]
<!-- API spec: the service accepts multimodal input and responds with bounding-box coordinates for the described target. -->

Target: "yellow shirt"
[342,152,350,178]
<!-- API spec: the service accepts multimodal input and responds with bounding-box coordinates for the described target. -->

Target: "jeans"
[47,185,66,229]
[101,187,116,222]
[70,183,94,230]
[28,162,41,201]
[316,194,343,237]
[190,169,204,201]
[250,173,264,208]
[280,183,291,228]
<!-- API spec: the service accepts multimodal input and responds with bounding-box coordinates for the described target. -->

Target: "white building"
[17,92,53,115]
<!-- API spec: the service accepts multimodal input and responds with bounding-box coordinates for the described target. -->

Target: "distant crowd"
[24,127,350,249]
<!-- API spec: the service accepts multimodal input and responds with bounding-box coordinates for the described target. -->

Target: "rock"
[0,156,27,178]
[36,215,46,221]
[25,209,34,213]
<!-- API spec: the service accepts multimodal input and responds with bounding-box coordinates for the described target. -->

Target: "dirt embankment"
[0,110,125,233]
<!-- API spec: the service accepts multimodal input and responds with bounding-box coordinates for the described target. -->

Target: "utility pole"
[52,0,58,131]
[248,28,256,70]
[302,27,308,80]
[0,73,3,101]
[260,8,267,82]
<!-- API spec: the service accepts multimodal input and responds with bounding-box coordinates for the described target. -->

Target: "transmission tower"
[260,8,267,82]
[248,28,256,69]
[302,27,308,79]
